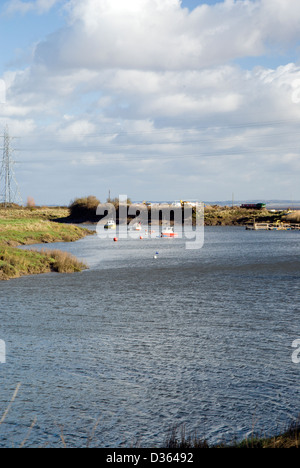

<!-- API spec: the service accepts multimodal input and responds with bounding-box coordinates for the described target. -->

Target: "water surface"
[0,226,299,447]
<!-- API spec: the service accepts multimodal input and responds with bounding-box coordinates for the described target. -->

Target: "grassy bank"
[203,205,287,226]
[66,197,292,227]
[165,419,300,448]
[0,206,92,280]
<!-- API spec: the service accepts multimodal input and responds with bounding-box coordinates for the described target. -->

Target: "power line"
[12,144,300,165]
[10,116,300,136]
[0,125,23,207]
[3,116,300,141]
[1,116,299,167]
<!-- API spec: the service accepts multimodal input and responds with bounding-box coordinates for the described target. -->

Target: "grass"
[42,249,88,274]
[0,205,69,220]
[203,205,284,226]
[0,247,88,280]
[164,419,300,448]
[0,206,92,280]
[0,219,90,246]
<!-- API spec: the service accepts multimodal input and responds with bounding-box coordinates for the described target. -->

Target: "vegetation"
[0,218,90,247]
[0,204,70,220]
[0,206,91,280]
[68,195,132,223]
[66,197,293,227]
[164,419,300,448]
[203,205,286,226]
[0,200,295,279]
[69,196,101,222]
[42,249,87,274]
[0,247,87,280]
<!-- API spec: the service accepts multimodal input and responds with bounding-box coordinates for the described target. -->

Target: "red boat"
[161,226,178,238]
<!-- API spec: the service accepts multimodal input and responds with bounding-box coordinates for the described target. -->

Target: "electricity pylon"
[0,125,23,207]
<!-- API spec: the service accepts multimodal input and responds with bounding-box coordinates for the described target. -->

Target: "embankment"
[203,205,287,226]
[64,198,290,227]
[0,206,92,280]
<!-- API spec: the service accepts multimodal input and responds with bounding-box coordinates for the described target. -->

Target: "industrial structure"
[0,125,22,207]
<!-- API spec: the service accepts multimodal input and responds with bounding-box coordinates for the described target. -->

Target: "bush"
[69,196,100,220]
[43,249,88,273]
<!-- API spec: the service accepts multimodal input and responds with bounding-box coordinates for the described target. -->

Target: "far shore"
[0,203,298,281]
[63,201,295,227]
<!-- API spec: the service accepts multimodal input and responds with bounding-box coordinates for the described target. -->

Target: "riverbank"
[65,197,292,226]
[0,203,294,280]
[203,205,289,226]
[0,206,92,280]
[164,419,300,448]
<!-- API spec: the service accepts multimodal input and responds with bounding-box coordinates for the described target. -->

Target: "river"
[0,226,299,447]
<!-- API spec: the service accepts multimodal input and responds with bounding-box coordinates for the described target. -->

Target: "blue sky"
[0,2,64,73]
[1,0,300,205]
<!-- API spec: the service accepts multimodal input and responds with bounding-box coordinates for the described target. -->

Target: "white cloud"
[6,1,300,127]
[32,0,300,72]
[3,0,300,203]
[57,119,97,142]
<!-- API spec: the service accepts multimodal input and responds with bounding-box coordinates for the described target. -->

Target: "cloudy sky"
[1,0,300,205]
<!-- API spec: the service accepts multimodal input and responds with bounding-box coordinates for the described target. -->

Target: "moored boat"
[161,226,178,238]
[128,222,142,231]
[104,219,116,230]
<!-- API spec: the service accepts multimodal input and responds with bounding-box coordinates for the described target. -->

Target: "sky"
[1,0,300,205]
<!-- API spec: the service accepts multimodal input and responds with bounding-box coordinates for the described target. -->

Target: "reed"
[42,249,88,273]
[0,246,88,280]
[163,418,300,448]
[0,207,92,280]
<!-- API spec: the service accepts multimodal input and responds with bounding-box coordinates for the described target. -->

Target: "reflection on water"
[0,226,299,447]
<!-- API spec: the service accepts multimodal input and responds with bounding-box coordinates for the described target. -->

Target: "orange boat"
[161,226,178,238]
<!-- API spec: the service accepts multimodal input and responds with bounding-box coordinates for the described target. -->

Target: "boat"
[104,219,116,230]
[128,222,142,231]
[161,226,178,238]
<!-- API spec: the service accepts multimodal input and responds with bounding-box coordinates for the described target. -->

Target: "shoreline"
[65,201,294,227]
[0,203,297,280]
[0,206,93,281]
[164,418,300,448]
